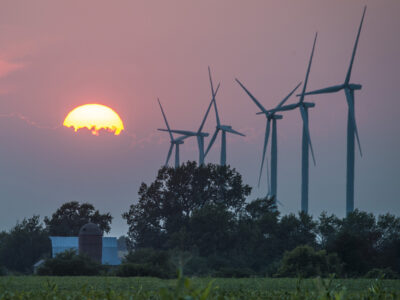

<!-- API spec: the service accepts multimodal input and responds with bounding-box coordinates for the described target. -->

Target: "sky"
[0,0,399,236]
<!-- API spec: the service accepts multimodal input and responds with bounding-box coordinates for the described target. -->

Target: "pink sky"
[0,0,399,235]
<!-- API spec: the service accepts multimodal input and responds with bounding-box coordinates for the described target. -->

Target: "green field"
[0,276,400,299]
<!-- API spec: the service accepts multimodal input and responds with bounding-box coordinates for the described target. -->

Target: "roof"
[79,223,103,236]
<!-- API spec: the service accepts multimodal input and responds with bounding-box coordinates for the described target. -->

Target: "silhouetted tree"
[123,162,251,250]
[44,201,112,236]
[0,216,51,273]
[278,212,318,252]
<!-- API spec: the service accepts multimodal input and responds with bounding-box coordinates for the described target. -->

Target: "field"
[0,276,400,299]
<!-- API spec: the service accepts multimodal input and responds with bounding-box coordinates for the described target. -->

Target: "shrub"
[214,267,255,278]
[365,268,399,279]
[275,245,342,278]
[116,262,169,277]
[117,248,174,278]
[37,249,102,276]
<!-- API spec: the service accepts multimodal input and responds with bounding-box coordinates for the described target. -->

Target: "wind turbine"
[157,84,220,165]
[267,33,318,213]
[235,78,302,202]
[205,67,245,166]
[301,7,366,214]
[157,98,188,168]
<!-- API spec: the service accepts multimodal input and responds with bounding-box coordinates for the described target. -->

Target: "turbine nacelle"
[301,102,315,108]
[173,140,184,145]
[348,83,362,90]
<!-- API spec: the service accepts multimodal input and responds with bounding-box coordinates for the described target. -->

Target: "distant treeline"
[122,162,400,278]
[0,162,399,278]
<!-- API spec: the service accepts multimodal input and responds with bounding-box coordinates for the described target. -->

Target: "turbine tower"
[267,33,318,213]
[205,67,245,166]
[157,98,188,168]
[157,84,220,165]
[236,78,302,202]
[302,7,366,214]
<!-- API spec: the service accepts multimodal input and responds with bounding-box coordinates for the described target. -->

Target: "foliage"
[36,249,102,276]
[117,248,174,278]
[122,162,251,250]
[214,267,255,278]
[0,215,51,273]
[122,163,400,278]
[276,245,342,278]
[365,268,399,279]
[44,201,112,236]
[0,275,400,299]
[117,235,128,251]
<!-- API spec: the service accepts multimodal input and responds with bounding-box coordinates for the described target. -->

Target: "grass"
[0,275,399,299]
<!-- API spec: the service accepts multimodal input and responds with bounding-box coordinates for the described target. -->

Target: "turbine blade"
[300,106,316,165]
[345,6,367,84]
[212,85,221,127]
[165,144,173,166]
[276,199,285,207]
[208,66,215,96]
[208,68,221,126]
[345,88,363,156]
[299,84,345,96]
[276,82,302,109]
[269,102,299,114]
[258,119,271,188]
[225,127,245,136]
[176,135,189,142]
[299,32,318,103]
[158,129,196,136]
[157,98,173,140]
[198,84,220,133]
[205,129,219,157]
[235,78,268,114]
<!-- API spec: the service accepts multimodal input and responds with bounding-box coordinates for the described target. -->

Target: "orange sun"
[63,104,124,136]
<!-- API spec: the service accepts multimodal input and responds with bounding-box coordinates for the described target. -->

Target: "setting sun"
[63,104,124,136]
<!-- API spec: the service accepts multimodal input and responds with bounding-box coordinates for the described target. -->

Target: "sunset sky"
[0,0,399,236]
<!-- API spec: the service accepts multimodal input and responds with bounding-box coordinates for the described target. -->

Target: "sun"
[63,104,124,136]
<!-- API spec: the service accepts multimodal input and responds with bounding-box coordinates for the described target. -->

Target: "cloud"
[0,59,25,78]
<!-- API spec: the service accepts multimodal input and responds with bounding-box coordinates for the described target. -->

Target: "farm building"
[49,236,121,265]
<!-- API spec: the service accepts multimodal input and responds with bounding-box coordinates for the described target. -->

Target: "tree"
[275,245,342,278]
[375,213,400,273]
[37,249,101,276]
[0,216,51,273]
[328,210,380,276]
[122,162,251,250]
[317,212,340,249]
[44,201,112,236]
[277,212,318,252]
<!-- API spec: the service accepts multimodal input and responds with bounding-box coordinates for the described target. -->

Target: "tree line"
[0,162,399,277]
[122,162,400,278]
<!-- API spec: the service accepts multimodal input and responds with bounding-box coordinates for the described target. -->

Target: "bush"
[117,248,174,278]
[275,245,342,278]
[365,268,399,279]
[116,262,169,277]
[214,267,255,278]
[37,249,102,276]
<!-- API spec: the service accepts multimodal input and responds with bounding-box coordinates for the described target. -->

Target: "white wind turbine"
[157,98,188,168]
[205,67,245,166]
[236,79,302,202]
[301,7,366,214]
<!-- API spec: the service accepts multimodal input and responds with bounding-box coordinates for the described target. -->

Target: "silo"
[79,223,103,263]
